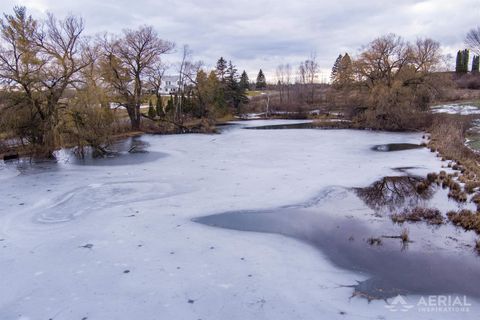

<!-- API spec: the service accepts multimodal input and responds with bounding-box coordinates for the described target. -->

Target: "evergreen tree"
[148,99,156,118]
[166,96,174,115]
[256,69,267,90]
[456,50,463,73]
[339,53,353,84]
[331,54,343,83]
[455,50,470,73]
[226,61,248,111]
[239,70,250,91]
[156,96,164,117]
[462,49,470,73]
[473,56,480,73]
[226,61,239,86]
[216,57,228,82]
[331,53,353,87]
[207,70,225,113]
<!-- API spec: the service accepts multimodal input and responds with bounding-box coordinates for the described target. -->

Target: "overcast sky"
[1,0,479,81]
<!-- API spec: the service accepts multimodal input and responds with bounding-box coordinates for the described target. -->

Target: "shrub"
[426,172,438,183]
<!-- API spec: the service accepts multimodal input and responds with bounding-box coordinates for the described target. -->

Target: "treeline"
[0,7,256,157]
[327,34,448,130]
[249,55,325,114]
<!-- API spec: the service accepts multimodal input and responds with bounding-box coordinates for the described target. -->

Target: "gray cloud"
[1,0,479,80]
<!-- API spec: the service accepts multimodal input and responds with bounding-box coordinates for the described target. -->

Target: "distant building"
[160,75,181,95]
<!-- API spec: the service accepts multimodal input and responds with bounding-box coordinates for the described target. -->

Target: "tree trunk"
[127,105,142,130]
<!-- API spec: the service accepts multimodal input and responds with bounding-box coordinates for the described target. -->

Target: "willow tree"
[99,26,174,130]
[0,7,90,156]
[353,34,446,130]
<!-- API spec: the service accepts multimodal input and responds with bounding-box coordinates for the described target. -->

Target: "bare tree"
[297,63,306,85]
[146,60,168,109]
[99,26,174,129]
[410,38,441,73]
[303,53,319,103]
[466,27,480,55]
[355,34,411,89]
[296,54,319,104]
[285,63,292,104]
[174,44,192,123]
[275,64,285,104]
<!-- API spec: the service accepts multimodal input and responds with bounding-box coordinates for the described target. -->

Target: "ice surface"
[431,104,480,115]
[0,121,478,319]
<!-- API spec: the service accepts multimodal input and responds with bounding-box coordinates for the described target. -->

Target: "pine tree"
[331,54,343,83]
[225,61,248,111]
[239,70,250,91]
[216,57,228,82]
[156,96,164,117]
[148,99,156,118]
[226,61,238,87]
[456,50,463,73]
[338,53,353,85]
[256,69,267,90]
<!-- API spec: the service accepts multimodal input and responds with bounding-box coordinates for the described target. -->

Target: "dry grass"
[465,181,480,194]
[391,207,444,225]
[428,114,480,185]
[447,210,480,234]
[472,193,480,205]
[400,228,410,243]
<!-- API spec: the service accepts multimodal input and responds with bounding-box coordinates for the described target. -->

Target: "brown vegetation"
[427,114,480,202]
[400,228,410,244]
[327,34,452,131]
[391,207,444,225]
[447,210,480,234]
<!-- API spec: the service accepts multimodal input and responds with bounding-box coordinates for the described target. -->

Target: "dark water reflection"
[2,137,165,174]
[194,190,480,300]
[67,138,165,166]
[244,122,318,130]
[372,143,424,152]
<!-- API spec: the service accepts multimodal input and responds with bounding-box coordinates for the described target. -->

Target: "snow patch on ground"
[431,104,480,115]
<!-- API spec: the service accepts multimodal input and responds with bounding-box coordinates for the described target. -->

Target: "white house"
[159,75,181,95]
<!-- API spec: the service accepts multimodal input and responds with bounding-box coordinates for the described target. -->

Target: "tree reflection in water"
[355,176,434,213]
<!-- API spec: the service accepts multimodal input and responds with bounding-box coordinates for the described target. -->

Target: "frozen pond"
[0,120,479,319]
